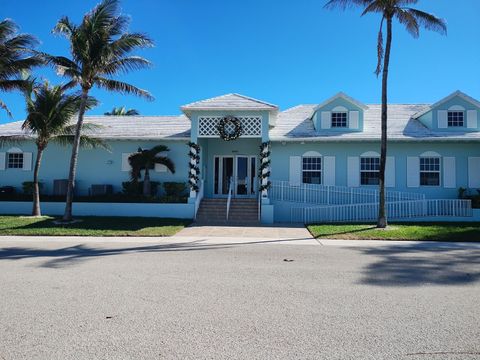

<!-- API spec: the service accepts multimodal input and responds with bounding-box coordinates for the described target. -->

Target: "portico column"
[188,141,201,199]
[259,141,271,198]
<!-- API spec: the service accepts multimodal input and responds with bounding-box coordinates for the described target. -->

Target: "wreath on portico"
[217,116,242,141]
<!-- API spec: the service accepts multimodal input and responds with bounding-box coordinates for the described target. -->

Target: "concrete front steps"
[195,198,260,225]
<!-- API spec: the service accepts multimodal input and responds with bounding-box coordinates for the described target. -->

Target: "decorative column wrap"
[188,142,201,193]
[259,141,271,197]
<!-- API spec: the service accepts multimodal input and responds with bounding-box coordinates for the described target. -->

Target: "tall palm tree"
[129,145,175,196]
[0,79,104,216]
[49,0,154,221]
[0,18,42,117]
[325,0,446,228]
[104,106,139,116]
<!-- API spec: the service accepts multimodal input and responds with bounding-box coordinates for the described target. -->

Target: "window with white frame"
[447,111,464,127]
[302,157,322,184]
[420,157,440,186]
[360,157,380,185]
[7,152,23,169]
[331,112,348,128]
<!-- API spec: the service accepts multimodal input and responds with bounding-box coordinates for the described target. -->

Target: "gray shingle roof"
[1,102,480,142]
[0,115,191,140]
[181,93,278,111]
[271,104,480,141]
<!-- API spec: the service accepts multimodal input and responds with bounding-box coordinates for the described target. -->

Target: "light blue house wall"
[0,140,189,196]
[270,141,480,198]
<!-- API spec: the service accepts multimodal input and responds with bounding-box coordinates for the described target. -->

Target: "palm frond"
[395,8,420,38]
[0,98,12,118]
[324,0,372,10]
[101,56,153,76]
[403,8,447,35]
[153,156,175,174]
[95,77,154,100]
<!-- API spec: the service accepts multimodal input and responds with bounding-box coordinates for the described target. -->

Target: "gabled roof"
[181,93,278,112]
[314,92,369,111]
[412,90,480,119]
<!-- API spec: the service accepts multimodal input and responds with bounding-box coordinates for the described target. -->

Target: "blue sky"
[1,0,479,123]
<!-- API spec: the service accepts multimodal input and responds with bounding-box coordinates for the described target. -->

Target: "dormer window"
[331,112,348,128]
[448,111,464,127]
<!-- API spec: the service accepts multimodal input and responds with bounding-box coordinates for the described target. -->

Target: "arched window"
[302,151,322,184]
[447,105,465,127]
[360,151,380,185]
[331,106,348,128]
[7,147,23,169]
[419,151,441,186]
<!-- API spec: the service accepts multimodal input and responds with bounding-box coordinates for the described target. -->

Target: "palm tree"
[49,0,154,221]
[0,18,43,117]
[104,106,139,116]
[129,145,175,196]
[0,79,105,216]
[325,0,446,228]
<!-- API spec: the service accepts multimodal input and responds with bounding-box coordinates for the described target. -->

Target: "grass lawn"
[307,223,480,242]
[0,216,191,237]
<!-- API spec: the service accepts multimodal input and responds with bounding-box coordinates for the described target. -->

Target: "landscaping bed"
[307,223,480,242]
[0,216,191,236]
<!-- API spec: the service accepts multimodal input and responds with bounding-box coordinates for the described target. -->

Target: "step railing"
[226,177,233,220]
[270,180,424,205]
[291,199,472,224]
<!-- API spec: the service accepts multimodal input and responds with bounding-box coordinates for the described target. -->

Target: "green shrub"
[22,181,43,195]
[163,182,187,197]
[122,181,159,196]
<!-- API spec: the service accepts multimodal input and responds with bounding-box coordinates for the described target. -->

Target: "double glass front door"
[213,155,257,197]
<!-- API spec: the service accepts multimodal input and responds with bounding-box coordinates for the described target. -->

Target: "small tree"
[325,0,446,228]
[128,145,175,196]
[104,106,139,116]
[0,79,105,216]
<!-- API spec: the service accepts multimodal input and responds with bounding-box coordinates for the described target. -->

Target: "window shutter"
[407,156,420,188]
[321,112,331,129]
[22,152,32,171]
[467,110,478,129]
[154,163,167,172]
[438,110,448,128]
[121,153,132,172]
[323,156,335,186]
[468,157,480,188]
[443,157,456,188]
[385,156,395,188]
[289,156,301,186]
[347,156,360,187]
[0,152,5,170]
[349,111,359,129]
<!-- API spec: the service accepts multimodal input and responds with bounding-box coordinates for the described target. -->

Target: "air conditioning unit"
[90,184,113,196]
[53,179,69,196]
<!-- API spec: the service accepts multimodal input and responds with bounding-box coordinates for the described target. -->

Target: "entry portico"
[181,93,278,200]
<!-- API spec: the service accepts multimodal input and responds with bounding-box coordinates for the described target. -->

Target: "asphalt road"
[0,238,479,360]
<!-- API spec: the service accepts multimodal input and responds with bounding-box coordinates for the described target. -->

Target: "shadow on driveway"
[355,243,480,286]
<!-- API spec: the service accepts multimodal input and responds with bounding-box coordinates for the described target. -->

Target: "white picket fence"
[270,180,424,205]
[291,199,473,224]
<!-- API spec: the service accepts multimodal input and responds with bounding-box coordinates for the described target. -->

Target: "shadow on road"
[0,240,231,268]
[355,243,480,286]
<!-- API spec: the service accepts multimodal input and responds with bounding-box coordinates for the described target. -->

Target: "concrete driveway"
[0,236,479,359]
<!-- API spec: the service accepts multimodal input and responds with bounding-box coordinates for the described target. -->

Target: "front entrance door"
[213,155,257,198]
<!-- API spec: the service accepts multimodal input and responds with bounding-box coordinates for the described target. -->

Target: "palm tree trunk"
[143,167,151,196]
[377,17,393,229]
[32,146,44,216]
[62,88,89,221]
